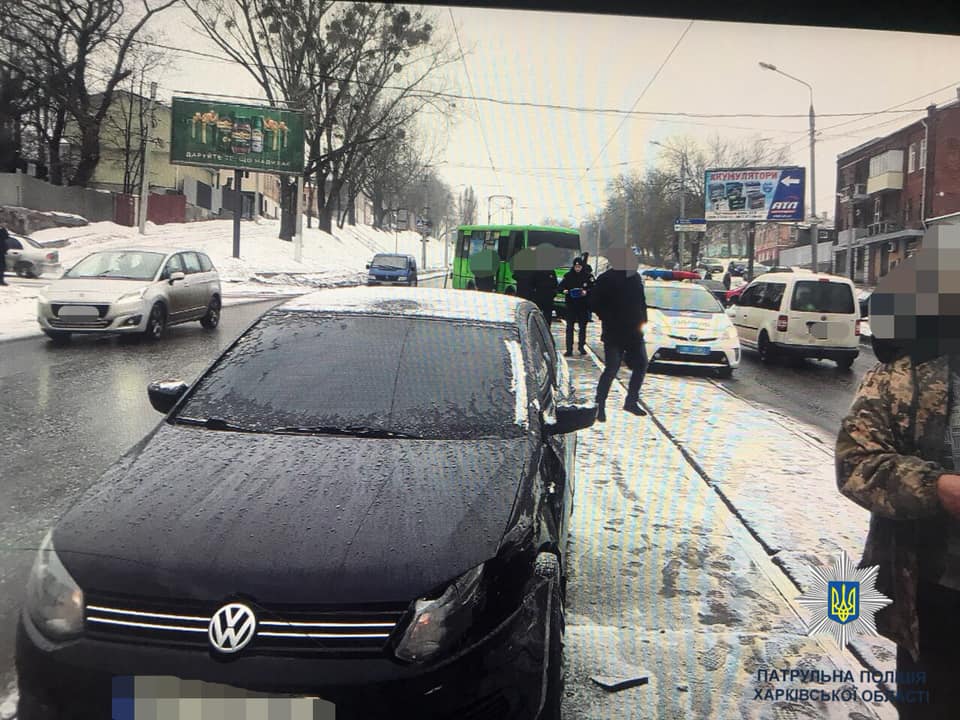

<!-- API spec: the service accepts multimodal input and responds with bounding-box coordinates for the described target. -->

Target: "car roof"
[752,271,853,284]
[278,286,528,325]
[645,279,711,291]
[81,247,182,255]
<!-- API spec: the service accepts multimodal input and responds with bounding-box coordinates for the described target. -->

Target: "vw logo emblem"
[688,333,698,341]
[208,602,257,653]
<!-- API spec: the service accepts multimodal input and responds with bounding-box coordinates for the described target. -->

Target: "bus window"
[528,230,581,268]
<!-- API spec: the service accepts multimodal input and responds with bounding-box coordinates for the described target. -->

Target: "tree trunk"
[69,120,101,187]
[315,170,338,235]
[46,107,67,186]
[372,189,385,229]
[348,181,357,226]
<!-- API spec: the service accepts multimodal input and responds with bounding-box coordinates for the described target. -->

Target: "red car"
[725,284,746,304]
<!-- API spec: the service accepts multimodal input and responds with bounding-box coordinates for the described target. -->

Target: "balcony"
[867,171,904,194]
[867,149,905,194]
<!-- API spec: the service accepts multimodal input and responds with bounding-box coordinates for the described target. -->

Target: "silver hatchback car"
[37,249,221,342]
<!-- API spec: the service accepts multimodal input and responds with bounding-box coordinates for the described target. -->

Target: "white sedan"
[642,280,741,378]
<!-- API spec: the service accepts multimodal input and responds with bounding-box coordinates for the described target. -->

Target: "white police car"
[643,279,741,378]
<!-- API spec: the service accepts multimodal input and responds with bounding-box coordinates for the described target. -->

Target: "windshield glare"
[371,255,407,269]
[646,285,723,313]
[175,312,524,440]
[65,251,165,281]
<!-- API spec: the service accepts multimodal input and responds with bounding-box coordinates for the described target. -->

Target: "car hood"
[54,424,528,605]
[648,307,730,336]
[43,278,150,303]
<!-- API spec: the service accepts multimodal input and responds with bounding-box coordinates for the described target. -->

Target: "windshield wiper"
[172,416,258,432]
[271,425,421,439]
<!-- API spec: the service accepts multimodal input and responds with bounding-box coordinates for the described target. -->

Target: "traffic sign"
[704,167,805,222]
[674,218,707,232]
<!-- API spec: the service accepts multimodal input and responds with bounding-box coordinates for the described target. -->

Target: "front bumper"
[367,277,412,285]
[16,579,552,720]
[37,301,148,334]
[647,337,741,370]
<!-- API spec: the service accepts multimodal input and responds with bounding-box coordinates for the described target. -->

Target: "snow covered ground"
[0,217,451,342]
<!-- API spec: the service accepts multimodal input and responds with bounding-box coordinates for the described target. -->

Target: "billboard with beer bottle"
[170,97,304,174]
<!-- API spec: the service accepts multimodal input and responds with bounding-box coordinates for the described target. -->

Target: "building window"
[920,138,927,169]
[908,143,917,173]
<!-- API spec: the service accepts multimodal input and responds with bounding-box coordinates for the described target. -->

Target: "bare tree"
[189,1,456,239]
[458,186,477,225]
[0,0,179,187]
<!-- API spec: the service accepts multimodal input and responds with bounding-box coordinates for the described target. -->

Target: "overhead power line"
[581,19,696,182]
[129,37,935,124]
[448,9,502,192]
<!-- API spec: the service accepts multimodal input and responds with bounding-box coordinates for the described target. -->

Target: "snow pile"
[1,217,452,341]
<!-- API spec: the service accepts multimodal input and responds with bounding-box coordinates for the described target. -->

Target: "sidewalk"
[556,323,895,719]
[581,321,895,675]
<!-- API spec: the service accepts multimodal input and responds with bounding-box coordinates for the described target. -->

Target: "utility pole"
[847,186,856,280]
[809,99,818,272]
[746,222,757,282]
[294,174,304,263]
[137,81,157,235]
[232,170,242,258]
[678,153,686,268]
[623,195,629,248]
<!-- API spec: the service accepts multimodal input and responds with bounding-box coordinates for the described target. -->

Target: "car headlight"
[394,564,484,663]
[645,323,666,338]
[25,531,84,640]
[368,274,378,280]
[116,288,147,306]
[723,325,739,341]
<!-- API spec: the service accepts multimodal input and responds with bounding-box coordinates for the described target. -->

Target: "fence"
[0,172,115,221]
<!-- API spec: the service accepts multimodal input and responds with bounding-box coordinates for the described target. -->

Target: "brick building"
[834,90,960,285]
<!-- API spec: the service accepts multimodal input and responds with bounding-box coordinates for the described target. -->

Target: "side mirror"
[366,263,371,269]
[148,379,188,414]
[169,271,186,284]
[728,295,738,306]
[545,403,597,435]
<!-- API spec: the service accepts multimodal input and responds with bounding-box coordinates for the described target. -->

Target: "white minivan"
[728,272,860,369]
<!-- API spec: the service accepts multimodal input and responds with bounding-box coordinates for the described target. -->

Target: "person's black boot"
[578,346,587,355]
[623,400,647,417]
[564,349,573,357]
[596,406,606,423]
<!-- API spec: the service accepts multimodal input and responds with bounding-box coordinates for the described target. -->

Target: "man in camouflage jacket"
[838,330,960,714]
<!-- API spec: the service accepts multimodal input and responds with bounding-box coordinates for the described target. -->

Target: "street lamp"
[759,61,818,270]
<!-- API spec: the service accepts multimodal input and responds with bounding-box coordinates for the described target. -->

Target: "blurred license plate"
[58,305,98,318]
[809,323,829,339]
[112,677,336,720]
[675,345,710,355]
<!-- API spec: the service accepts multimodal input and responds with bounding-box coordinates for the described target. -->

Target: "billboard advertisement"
[704,167,805,222]
[170,97,305,175]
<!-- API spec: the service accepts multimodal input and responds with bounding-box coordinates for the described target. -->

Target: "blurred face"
[573,261,583,272]
[871,224,960,356]
[604,245,636,274]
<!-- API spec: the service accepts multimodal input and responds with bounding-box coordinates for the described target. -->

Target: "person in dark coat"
[590,244,648,422]
[531,267,558,323]
[0,226,9,285]
[511,247,537,303]
[560,257,593,356]
[469,248,499,292]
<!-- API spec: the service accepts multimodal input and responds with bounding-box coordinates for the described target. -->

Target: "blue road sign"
[674,218,707,232]
[704,167,805,222]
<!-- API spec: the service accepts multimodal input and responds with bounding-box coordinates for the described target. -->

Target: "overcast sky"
[151,4,960,225]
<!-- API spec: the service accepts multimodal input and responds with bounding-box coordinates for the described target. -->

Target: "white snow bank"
[1,217,452,342]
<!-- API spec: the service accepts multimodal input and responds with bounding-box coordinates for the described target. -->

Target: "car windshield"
[174,312,525,440]
[64,251,165,280]
[646,285,723,313]
[371,254,408,269]
[790,280,856,314]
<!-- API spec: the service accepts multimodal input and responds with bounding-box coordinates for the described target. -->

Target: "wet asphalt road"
[659,341,877,440]
[0,299,284,694]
